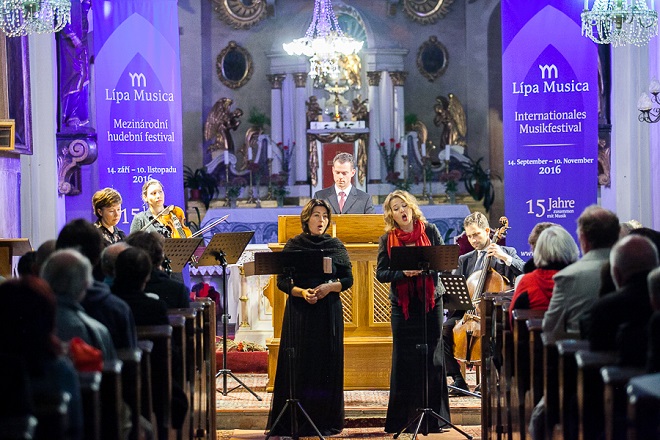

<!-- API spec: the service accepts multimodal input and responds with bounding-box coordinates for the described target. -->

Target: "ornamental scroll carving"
[402,0,454,25]
[211,0,268,30]
[57,134,98,195]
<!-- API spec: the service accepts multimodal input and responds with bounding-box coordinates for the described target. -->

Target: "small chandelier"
[638,78,660,122]
[581,0,658,47]
[0,0,71,37]
[283,0,363,79]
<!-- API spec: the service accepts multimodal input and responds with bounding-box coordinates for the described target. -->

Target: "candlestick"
[266,158,273,200]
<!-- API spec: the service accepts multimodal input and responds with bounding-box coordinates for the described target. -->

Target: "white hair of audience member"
[533,225,580,268]
[619,219,643,238]
[40,249,94,302]
[610,235,659,290]
[647,266,660,311]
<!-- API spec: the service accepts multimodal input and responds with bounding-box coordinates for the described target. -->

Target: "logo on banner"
[512,64,589,97]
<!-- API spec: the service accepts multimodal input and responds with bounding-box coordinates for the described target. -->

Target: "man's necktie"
[475,250,486,271]
[339,191,346,213]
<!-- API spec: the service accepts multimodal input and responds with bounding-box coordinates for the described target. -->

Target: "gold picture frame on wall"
[0,120,15,151]
[417,36,449,82]
[216,41,254,89]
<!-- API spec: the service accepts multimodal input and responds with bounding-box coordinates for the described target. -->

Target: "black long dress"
[376,222,451,434]
[266,233,353,436]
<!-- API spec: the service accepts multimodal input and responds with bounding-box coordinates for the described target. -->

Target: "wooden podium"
[0,238,32,278]
[265,214,393,391]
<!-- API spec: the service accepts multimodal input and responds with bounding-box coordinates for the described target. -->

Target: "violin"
[452,216,511,365]
[157,205,193,238]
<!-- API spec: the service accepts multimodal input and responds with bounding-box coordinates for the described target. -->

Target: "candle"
[421,143,426,157]
[445,145,451,162]
[267,141,273,159]
[224,150,229,165]
[400,137,408,156]
[247,148,253,161]
[584,0,588,10]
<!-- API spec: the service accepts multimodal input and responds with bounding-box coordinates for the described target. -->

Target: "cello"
[452,216,511,365]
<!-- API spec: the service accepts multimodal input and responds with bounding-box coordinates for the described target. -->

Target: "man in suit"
[542,205,620,343]
[445,212,524,391]
[313,152,374,214]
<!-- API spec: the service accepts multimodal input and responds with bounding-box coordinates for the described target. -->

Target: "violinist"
[444,212,524,392]
[92,187,126,246]
[130,178,191,237]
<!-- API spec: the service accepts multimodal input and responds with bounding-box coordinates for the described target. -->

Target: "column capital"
[267,73,287,89]
[388,71,408,87]
[292,72,308,88]
[367,71,382,87]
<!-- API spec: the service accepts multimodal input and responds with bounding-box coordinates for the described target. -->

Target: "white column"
[390,71,408,176]
[379,72,394,181]
[649,29,660,230]
[293,72,308,185]
[367,71,382,183]
[268,74,286,175]
[21,33,66,246]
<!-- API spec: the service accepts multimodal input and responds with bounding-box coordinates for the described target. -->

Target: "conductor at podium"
[313,152,374,214]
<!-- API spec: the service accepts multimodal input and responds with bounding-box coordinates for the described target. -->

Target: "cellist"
[444,212,524,393]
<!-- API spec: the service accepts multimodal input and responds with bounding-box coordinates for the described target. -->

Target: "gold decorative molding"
[402,0,454,25]
[216,41,253,89]
[267,73,286,90]
[211,0,268,30]
[292,72,308,88]
[357,138,367,186]
[389,71,408,87]
[367,71,382,87]
[307,134,319,187]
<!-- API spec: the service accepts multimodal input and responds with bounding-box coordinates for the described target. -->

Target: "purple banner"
[502,1,598,257]
[93,0,184,226]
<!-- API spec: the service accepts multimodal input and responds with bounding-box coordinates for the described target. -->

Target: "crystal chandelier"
[638,78,660,122]
[283,0,363,79]
[0,0,71,37]
[581,0,658,47]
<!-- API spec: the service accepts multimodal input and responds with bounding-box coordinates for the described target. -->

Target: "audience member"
[35,239,57,275]
[57,219,137,349]
[41,249,117,360]
[100,242,130,286]
[647,267,660,373]
[125,231,190,308]
[586,235,658,365]
[521,222,559,275]
[542,205,619,342]
[509,226,579,325]
[0,277,83,439]
[17,251,38,277]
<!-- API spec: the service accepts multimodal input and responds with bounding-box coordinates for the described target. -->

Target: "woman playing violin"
[131,179,190,238]
[92,187,126,246]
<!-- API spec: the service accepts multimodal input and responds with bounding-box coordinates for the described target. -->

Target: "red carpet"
[216,351,268,373]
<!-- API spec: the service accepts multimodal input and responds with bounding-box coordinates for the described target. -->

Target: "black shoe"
[450,378,470,393]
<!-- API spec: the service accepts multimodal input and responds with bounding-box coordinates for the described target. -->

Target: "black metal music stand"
[389,245,473,440]
[162,238,203,272]
[253,250,327,440]
[203,231,262,401]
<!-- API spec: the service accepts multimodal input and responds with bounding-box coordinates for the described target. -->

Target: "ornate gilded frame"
[417,36,448,82]
[402,0,454,25]
[216,41,254,89]
[210,0,268,30]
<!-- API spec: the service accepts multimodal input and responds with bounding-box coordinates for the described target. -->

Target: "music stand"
[253,250,326,440]
[203,231,262,401]
[162,238,203,272]
[389,245,473,440]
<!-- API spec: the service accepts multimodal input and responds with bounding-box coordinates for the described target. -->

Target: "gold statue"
[351,95,369,121]
[204,97,243,153]
[306,96,322,123]
[434,93,467,147]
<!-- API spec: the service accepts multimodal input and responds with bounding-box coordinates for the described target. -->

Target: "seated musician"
[444,212,524,392]
[92,187,126,246]
[130,179,173,237]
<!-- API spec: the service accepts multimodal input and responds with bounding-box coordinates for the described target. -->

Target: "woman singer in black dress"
[376,190,451,434]
[266,199,353,437]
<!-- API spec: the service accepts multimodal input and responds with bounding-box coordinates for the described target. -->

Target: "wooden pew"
[137,325,173,440]
[541,334,559,440]
[0,354,38,440]
[626,373,660,440]
[511,308,546,439]
[527,318,544,411]
[137,340,155,426]
[500,301,516,439]
[574,349,617,440]
[33,391,71,440]
[556,339,589,440]
[194,297,217,440]
[189,301,207,438]
[78,371,102,440]
[600,366,645,440]
[167,314,188,440]
[100,359,124,440]
[117,348,143,440]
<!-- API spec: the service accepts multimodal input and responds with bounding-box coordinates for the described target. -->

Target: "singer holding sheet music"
[376,190,451,434]
[130,178,174,237]
[267,199,353,437]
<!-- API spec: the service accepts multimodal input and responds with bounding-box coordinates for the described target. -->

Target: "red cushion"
[215,350,268,373]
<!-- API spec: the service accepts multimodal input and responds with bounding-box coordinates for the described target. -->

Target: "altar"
[198,203,471,245]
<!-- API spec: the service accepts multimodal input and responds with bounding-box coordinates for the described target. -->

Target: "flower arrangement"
[440,169,462,193]
[271,172,290,198]
[378,138,400,178]
[223,176,248,200]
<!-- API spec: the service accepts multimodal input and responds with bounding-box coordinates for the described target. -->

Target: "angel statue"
[306,96,322,123]
[204,97,244,154]
[351,96,369,121]
[433,93,467,148]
